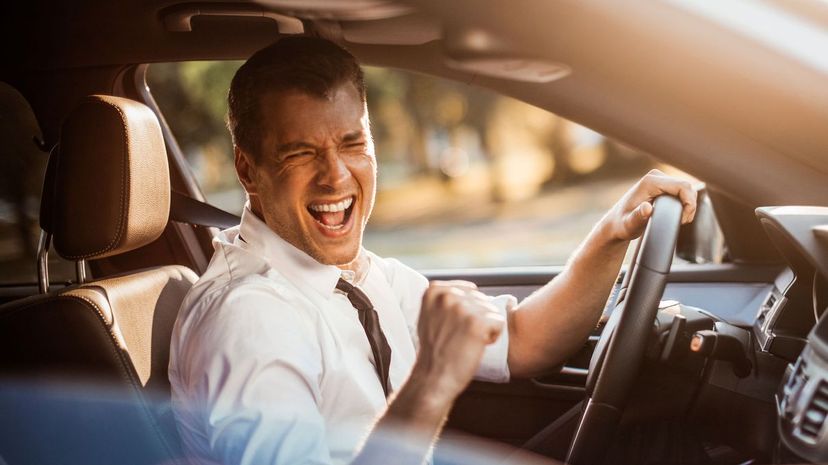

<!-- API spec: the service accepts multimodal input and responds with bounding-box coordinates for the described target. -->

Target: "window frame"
[136,61,735,274]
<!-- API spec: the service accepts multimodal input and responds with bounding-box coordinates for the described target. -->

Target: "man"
[169,37,697,465]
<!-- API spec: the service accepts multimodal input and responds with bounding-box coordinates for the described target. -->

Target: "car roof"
[5,0,828,207]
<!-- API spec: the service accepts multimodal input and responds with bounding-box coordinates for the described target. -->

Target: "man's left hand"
[601,168,698,243]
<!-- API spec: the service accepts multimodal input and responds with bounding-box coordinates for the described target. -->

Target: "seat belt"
[169,190,240,229]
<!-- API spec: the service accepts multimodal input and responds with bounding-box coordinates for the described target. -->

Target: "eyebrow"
[274,131,365,155]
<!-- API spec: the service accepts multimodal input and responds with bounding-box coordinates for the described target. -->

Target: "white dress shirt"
[169,206,514,465]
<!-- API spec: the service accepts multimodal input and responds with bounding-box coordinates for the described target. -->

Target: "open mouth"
[307,196,355,231]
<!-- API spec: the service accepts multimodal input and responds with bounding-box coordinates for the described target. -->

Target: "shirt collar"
[237,203,342,299]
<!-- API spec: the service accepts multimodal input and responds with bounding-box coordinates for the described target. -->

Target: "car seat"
[0,94,198,465]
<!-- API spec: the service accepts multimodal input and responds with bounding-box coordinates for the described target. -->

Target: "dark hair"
[227,36,366,159]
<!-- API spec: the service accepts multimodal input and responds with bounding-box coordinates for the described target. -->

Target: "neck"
[339,249,369,282]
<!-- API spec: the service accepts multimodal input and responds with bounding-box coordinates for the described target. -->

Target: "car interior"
[1,1,828,464]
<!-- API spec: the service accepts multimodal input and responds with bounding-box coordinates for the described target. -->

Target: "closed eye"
[343,142,365,151]
[284,151,314,160]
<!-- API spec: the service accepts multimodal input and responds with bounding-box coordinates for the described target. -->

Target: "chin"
[313,244,360,267]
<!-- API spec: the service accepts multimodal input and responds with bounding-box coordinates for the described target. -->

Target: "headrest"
[48,95,170,261]
[0,82,49,237]
[0,82,46,157]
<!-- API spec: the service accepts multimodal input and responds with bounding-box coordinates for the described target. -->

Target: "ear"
[234,146,258,196]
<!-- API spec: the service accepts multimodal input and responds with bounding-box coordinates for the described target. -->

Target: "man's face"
[237,82,376,266]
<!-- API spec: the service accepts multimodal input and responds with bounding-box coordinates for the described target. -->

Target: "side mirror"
[676,186,726,264]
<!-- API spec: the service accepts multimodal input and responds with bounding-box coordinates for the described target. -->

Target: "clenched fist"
[412,281,505,401]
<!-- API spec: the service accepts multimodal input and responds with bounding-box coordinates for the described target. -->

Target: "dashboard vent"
[785,358,809,420]
[756,312,766,329]
[756,293,777,329]
[799,380,828,442]
[788,358,808,389]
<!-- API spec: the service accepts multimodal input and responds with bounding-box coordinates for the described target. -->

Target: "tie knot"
[336,278,373,312]
[336,277,355,293]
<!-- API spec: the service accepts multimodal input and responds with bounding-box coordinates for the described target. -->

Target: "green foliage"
[148,61,241,159]
[145,60,656,267]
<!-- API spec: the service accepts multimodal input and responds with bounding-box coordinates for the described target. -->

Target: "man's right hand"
[353,281,506,465]
[412,281,505,401]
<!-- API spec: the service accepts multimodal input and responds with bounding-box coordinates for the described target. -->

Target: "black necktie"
[336,278,393,398]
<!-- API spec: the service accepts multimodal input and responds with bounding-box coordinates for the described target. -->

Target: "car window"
[0,138,75,286]
[148,62,690,269]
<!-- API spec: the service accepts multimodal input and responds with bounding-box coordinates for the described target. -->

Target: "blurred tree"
[148,61,241,192]
[146,61,664,268]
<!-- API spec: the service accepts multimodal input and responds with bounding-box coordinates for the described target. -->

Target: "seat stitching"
[62,98,129,260]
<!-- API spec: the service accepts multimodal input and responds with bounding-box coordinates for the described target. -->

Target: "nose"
[315,149,351,190]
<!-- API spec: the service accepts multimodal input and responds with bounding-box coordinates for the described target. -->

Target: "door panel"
[447,379,583,447]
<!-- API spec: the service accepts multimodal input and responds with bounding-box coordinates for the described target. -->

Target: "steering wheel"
[565,195,683,465]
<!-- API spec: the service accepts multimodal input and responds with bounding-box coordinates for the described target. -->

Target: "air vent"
[784,358,809,420]
[801,359,810,382]
[756,293,777,329]
[799,380,828,442]
[788,358,809,391]
[756,311,767,328]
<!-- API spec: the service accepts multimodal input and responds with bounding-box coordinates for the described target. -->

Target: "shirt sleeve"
[377,256,513,383]
[178,283,332,465]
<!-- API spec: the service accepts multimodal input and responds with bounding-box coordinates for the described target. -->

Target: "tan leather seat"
[0,95,197,465]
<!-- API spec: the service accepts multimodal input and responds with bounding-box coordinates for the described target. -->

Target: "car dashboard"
[750,207,828,462]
